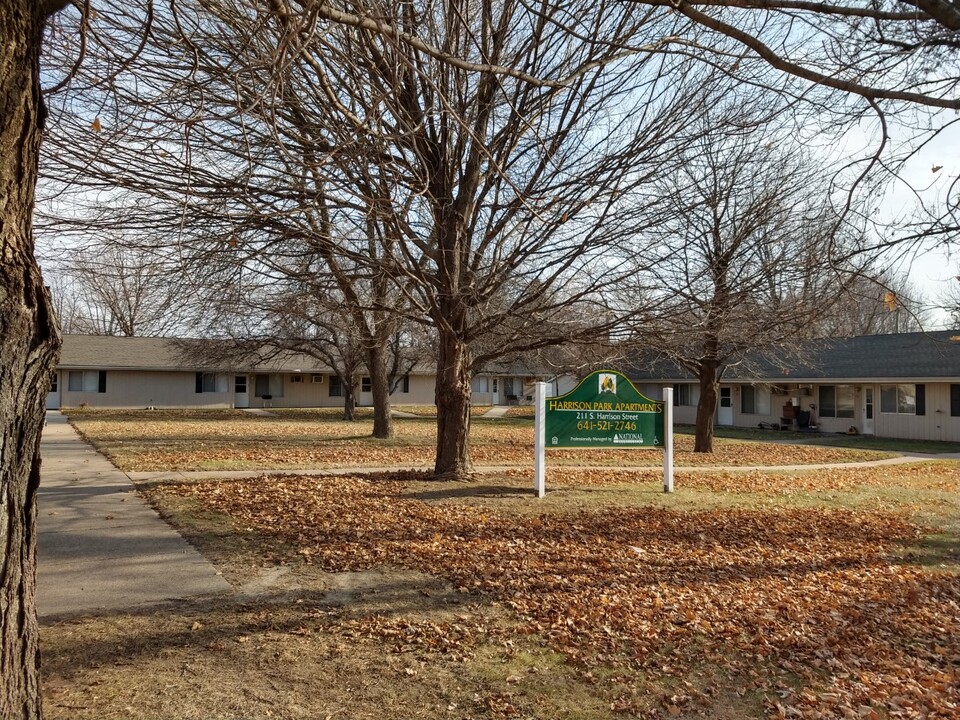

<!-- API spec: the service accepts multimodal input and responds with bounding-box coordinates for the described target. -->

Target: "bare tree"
[620,107,868,452]
[40,0,737,479]
[814,271,930,336]
[46,241,190,336]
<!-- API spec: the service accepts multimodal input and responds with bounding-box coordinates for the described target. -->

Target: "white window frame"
[880,384,916,415]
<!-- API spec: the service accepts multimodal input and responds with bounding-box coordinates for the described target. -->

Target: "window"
[254,374,283,398]
[471,376,489,393]
[291,375,304,384]
[672,384,698,406]
[361,377,372,392]
[311,374,324,384]
[880,384,920,415]
[818,385,854,418]
[400,374,409,393]
[50,372,57,392]
[329,376,343,397]
[68,370,105,393]
[196,373,228,393]
[740,386,771,416]
[952,385,960,417]
[235,375,247,393]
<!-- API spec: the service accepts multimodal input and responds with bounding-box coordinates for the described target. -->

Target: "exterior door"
[45,371,60,410]
[492,378,500,405]
[862,386,874,434]
[234,375,249,408]
[717,387,734,426]
[359,377,373,406]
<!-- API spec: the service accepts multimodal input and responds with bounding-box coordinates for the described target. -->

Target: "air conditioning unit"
[311,374,324,384]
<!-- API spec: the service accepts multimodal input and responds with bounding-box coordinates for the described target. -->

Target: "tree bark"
[694,360,720,453]
[433,327,473,479]
[1,1,63,717]
[367,346,394,439]
[342,376,357,421]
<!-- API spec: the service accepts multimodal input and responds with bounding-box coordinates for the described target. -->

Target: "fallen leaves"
[72,413,889,472]
[163,474,960,718]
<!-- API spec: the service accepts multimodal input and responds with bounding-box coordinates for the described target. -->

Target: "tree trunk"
[342,377,356,421]
[433,327,473,479]
[1,2,63,716]
[694,360,720,453]
[367,345,394,439]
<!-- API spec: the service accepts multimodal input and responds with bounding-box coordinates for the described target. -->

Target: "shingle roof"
[57,335,334,373]
[627,331,960,383]
[56,335,558,377]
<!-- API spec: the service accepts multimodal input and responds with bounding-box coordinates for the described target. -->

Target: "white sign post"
[534,381,547,498]
[662,386,674,493]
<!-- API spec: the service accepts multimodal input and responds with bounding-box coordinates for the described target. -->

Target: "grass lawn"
[66,409,894,472]
[41,464,960,719]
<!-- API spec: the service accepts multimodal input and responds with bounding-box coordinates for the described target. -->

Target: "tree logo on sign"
[599,373,617,395]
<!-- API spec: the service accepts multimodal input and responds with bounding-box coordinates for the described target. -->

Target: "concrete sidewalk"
[37,412,231,618]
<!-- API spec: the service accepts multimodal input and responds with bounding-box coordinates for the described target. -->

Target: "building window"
[329,376,343,397]
[672,384,698,406]
[740,385,771,416]
[196,373,228,393]
[50,372,58,392]
[291,375,304,384]
[471,376,489,393]
[952,385,960,417]
[235,375,247,393]
[361,377,372,392]
[254,374,283,398]
[311,374,324,384]
[401,374,409,393]
[68,370,105,393]
[818,385,854,418]
[880,384,919,415]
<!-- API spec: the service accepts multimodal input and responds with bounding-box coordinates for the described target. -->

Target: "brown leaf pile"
[165,475,960,718]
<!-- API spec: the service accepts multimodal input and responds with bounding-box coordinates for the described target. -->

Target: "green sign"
[545,370,664,448]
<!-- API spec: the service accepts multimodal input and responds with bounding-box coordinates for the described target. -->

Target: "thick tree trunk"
[694,360,720,453]
[367,346,394,439]
[342,377,357,421]
[433,328,473,479]
[1,2,63,717]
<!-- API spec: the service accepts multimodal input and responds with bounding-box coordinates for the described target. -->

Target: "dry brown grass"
[67,409,892,472]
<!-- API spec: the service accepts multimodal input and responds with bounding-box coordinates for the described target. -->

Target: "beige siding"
[390,374,435,405]
[873,382,960,442]
[61,370,232,409]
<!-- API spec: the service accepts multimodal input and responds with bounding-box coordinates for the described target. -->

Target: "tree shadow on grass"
[412,484,534,501]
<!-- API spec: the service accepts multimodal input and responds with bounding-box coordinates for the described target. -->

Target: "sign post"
[534,381,546,498]
[533,370,674,496]
[662,386,674,493]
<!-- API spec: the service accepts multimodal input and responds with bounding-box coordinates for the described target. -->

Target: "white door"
[717,387,734,426]
[862,386,874,434]
[359,377,373,406]
[234,375,249,408]
[45,371,60,410]
[492,378,500,405]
